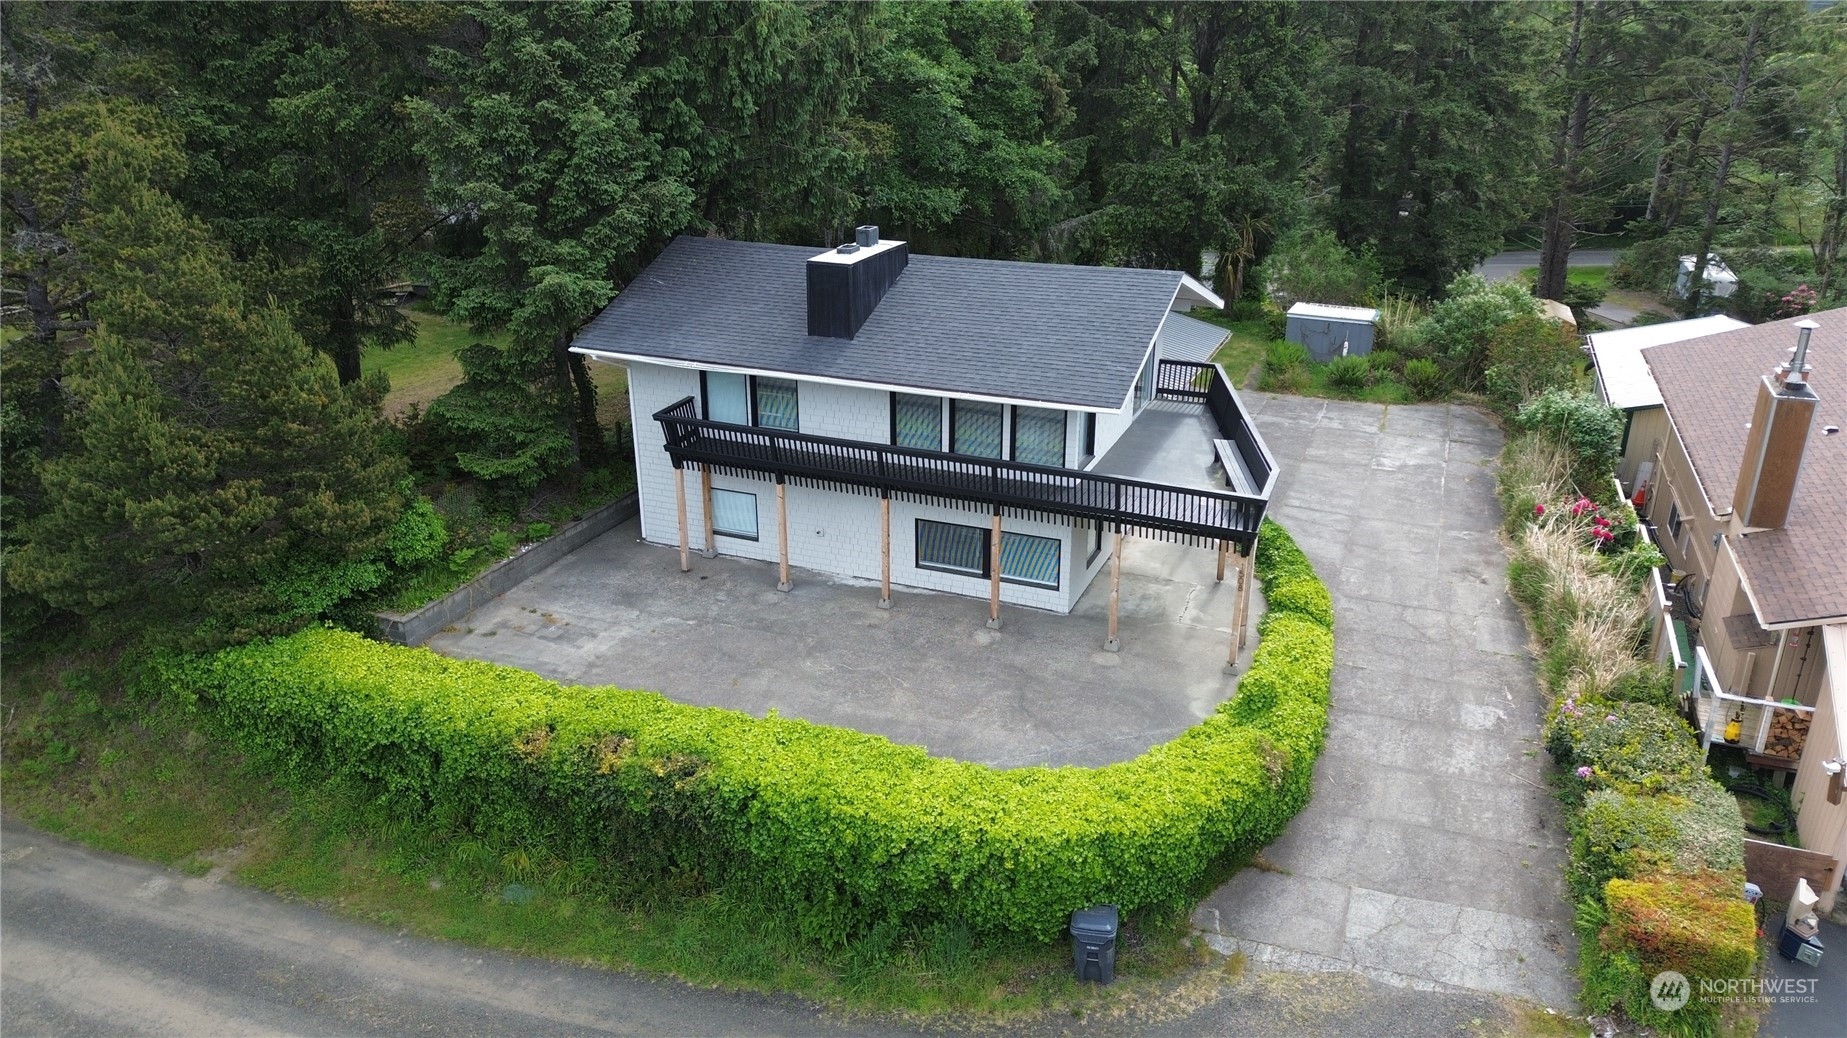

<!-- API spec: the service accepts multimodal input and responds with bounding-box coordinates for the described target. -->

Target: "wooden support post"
[986,512,1003,630]
[877,495,892,609]
[699,466,716,558]
[1104,528,1124,652]
[1215,540,1228,583]
[673,466,691,573]
[776,481,792,592]
[1237,547,1255,652]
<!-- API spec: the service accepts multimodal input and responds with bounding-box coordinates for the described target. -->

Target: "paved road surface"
[1194,397,1577,1009]
[1475,249,1615,282]
[0,819,877,1038]
[4,818,1544,1037]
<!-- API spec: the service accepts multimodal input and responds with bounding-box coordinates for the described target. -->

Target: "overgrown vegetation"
[1498,434,1754,1038]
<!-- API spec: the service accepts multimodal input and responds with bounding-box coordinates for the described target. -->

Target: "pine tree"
[8,134,405,645]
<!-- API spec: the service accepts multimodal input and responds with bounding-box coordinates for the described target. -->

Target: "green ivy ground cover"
[161,519,1334,947]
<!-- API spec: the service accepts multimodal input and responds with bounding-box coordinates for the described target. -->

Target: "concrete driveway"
[427,518,1250,770]
[1192,395,1576,1009]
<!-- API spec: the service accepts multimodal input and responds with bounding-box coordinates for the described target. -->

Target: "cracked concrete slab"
[424,516,1259,770]
[1193,397,1576,1011]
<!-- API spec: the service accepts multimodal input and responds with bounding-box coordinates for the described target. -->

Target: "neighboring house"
[569,229,1276,650]
[1639,310,1847,912]
[1587,314,1751,491]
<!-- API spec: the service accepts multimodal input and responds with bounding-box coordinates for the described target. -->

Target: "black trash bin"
[1777,925,1824,966]
[1070,905,1119,984]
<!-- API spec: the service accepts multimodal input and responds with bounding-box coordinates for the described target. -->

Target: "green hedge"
[161,517,1333,946]
[1586,873,1757,1037]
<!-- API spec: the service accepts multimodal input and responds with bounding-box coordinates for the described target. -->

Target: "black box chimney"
[808,227,908,339]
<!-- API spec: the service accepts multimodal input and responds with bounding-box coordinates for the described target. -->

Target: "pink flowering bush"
[1773,284,1818,320]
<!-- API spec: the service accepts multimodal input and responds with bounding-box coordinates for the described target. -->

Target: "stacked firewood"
[1763,707,1810,760]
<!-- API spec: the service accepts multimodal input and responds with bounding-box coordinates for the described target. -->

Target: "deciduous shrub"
[1570,786,1746,903]
[1410,273,1540,387]
[1482,315,1583,417]
[1514,390,1623,492]
[1594,873,1756,1037]
[163,520,1335,948]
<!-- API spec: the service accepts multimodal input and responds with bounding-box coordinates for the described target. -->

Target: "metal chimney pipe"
[1780,319,1818,387]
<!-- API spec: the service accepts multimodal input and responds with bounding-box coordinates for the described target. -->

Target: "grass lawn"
[1516,265,1610,291]
[371,309,630,429]
[1180,309,1268,387]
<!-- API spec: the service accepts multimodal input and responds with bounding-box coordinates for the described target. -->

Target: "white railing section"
[1693,644,1816,761]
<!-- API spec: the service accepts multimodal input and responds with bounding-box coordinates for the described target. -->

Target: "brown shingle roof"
[1643,309,1847,626]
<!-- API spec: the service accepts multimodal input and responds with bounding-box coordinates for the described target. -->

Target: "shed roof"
[1286,302,1379,323]
[1588,315,1750,411]
[570,236,1220,412]
[1154,310,1231,364]
[1644,309,1847,626]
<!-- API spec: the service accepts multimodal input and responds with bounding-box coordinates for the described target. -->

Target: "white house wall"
[626,360,1103,613]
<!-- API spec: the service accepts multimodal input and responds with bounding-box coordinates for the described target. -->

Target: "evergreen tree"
[631,0,873,244]
[92,0,451,384]
[1319,1,1547,296]
[8,135,405,645]
[409,1,692,484]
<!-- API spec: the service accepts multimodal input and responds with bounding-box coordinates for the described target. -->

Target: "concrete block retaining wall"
[375,493,638,646]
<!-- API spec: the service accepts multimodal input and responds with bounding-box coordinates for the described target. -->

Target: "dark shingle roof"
[571,236,1197,411]
[1644,309,1847,625]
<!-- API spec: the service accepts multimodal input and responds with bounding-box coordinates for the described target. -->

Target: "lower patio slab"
[425,516,1255,768]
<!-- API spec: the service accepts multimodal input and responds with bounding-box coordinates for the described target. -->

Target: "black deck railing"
[1156,360,1277,499]
[653,363,1273,547]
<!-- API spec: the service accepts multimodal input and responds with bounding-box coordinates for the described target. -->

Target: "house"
[1284,302,1377,361]
[1638,310,1847,912]
[569,229,1276,655]
[1586,314,1751,492]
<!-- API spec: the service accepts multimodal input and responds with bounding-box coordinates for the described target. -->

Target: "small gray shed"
[1285,302,1378,362]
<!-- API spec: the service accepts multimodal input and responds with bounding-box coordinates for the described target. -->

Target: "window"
[755,377,799,430]
[893,393,944,450]
[1086,521,1103,566]
[916,519,987,576]
[701,372,799,430]
[1083,412,1097,460]
[1012,406,1066,468]
[914,519,1062,589]
[703,372,750,425]
[1001,530,1061,587]
[710,489,759,540]
[1667,502,1684,539]
[952,400,1004,459]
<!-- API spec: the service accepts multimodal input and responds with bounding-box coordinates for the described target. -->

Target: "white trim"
[807,238,906,265]
[1177,274,1224,310]
[571,346,1131,415]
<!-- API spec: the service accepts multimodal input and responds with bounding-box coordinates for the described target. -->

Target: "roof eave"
[571,345,1133,415]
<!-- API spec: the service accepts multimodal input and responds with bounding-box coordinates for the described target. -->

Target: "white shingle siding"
[626,361,1110,614]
